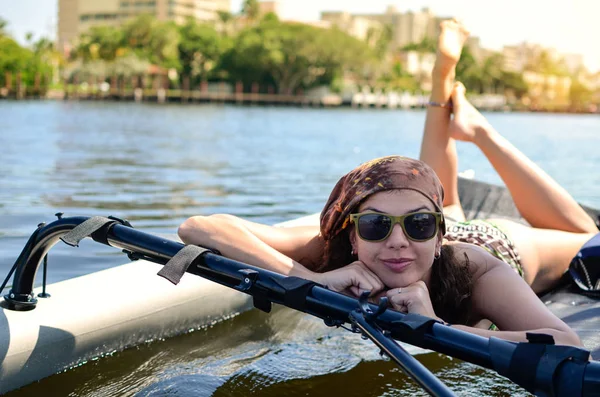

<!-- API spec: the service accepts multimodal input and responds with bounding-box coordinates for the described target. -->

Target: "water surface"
[1,101,599,395]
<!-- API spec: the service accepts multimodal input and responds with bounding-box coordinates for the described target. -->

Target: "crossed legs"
[420,21,597,293]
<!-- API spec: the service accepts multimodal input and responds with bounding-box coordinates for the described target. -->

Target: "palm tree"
[0,17,7,36]
[241,0,260,21]
[481,53,504,93]
[216,10,234,36]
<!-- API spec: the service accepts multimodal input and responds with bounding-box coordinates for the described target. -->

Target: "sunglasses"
[350,211,443,242]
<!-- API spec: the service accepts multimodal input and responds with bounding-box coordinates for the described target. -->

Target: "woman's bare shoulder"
[443,241,503,279]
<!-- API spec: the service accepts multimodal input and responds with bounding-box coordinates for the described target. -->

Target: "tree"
[71,25,125,62]
[0,17,7,36]
[455,45,482,92]
[401,37,436,53]
[526,50,569,76]
[570,79,593,110]
[480,53,504,93]
[178,18,229,81]
[216,10,234,36]
[369,24,393,60]
[241,0,260,21]
[501,71,528,98]
[121,15,180,69]
[220,20,374,94]
[378,61,419,93]
[0,36,31,86]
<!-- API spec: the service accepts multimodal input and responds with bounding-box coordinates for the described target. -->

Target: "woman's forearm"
[178,215,319,281]
[451,324,583,347]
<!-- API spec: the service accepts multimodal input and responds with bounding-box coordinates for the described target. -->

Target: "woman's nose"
[385,223,410,248]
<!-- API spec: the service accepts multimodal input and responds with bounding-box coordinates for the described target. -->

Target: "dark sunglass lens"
[358,214,392,241]
[404,213,437,240]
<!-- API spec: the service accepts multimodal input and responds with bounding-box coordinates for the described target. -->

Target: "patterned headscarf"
[320,156,445,241]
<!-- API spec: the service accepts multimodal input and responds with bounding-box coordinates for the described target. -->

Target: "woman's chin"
[383,274,419,289]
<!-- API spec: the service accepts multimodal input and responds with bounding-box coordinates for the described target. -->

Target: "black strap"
[499,333,589,395]
[505,332,554,393]
[526,332,555,345]
[157,245,213,285]
[60,216,119,247]
[389,314,442,341]
[535,345,589,397]
[271,276,320,312]
[507,343,547,393]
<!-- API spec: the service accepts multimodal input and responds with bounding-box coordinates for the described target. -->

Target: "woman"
[178,21,597,346]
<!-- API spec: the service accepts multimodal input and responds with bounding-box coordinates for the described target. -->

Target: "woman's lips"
[381,258,413,272]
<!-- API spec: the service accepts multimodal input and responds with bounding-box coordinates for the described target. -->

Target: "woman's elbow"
[178,216,205,244]
[177,214,236,244]
[551,328,584,348]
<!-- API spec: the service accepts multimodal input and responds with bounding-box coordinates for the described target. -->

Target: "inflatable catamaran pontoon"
[1,178,600,396]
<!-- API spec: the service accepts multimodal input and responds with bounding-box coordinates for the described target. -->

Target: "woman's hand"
[315,261,385,298]
[385,281,441,321]
[434,19,470,77]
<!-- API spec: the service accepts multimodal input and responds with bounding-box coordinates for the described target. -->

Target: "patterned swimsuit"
[444,219,524,278]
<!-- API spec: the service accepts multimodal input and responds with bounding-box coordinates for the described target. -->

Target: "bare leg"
[449,85,598,233]
[490,218,595,293]
[419,20,469,221]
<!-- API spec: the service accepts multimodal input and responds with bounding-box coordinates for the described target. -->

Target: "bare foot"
[435,20,470,75]
[448,82,493,143]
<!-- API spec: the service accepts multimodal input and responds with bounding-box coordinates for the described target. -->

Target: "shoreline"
[1,88,598,115]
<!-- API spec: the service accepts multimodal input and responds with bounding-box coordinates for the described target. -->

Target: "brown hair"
[428,244,473,325]
[317,237,473,326]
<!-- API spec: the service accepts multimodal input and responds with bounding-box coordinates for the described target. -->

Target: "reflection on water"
[7,306,527,397]
[2,101,599,396]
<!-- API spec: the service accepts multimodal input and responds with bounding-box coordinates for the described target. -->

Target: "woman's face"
[349,189,442,289]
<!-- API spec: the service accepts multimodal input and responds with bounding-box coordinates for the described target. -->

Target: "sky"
[2,0,599,71]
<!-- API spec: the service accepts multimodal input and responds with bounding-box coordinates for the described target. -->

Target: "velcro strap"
[535,345,588,396]
[507,343,546,393]
[389,314,441,341]
[526,332,555,345]
[157,245,213,285]
[60,216,118,247]
[271,276,319,312]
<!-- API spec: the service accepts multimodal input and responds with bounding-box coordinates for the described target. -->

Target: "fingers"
[349,261,385,295]
[387,290,409,313]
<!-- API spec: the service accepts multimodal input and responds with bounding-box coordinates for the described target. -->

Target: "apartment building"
[344,6,443,50]
[58,0,230,53]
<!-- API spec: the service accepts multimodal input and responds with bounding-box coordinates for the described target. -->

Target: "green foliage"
[378,61,419,93]
[570,79,593,109]
[72,25,125,62]
[178,18,230,81]
[242,0,260,20]
[0,17,7,36]
[501,71,528,97]
[526,50,569,76]
[71,15,180,73]
[217,11,233,24]
[367,24,393,60]
[455,45,481,92]
[455,48,528,96]
[122,15,180,69]
[220,19,374,94]
[401,37,436,53]
[0,34,54,88]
